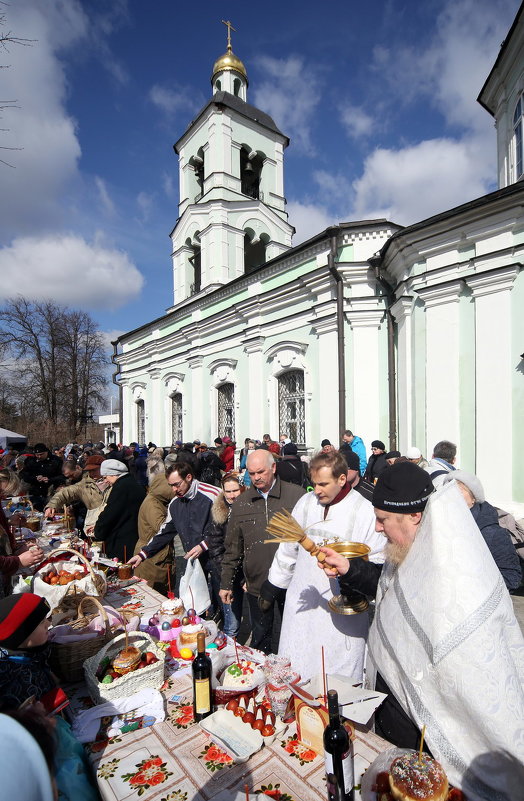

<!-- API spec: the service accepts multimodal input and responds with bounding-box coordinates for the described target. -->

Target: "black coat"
[93,473,146,562]
[471,501,522,591]
[275,456,305,486]
[20,454,64,498]
[364,452,387,482]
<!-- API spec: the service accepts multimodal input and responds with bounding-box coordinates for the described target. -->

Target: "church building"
[115,7,524,515]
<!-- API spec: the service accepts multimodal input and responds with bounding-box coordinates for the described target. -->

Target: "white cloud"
[99,329,126,351]
[162,172,175,198]
[136,191,154,222]
[313,169,354,206]
[95,176,116,216]
[149,84,200,117]
[351,137,493,225]
[253,55,322,155]
[0,235,144,309]
[288,200,336,245]
[339,104,374,139]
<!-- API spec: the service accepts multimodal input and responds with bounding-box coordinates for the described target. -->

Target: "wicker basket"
[31,547,107,610]
[84,630,165,703]
[49,596,139,683]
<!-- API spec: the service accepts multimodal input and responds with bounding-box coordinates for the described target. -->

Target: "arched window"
[244,229,267,273]
[278,370,305,446]
[136,399,145,445]
[172,393,183,443]
[513,94,523,180]
[186,236,201,294]
[240,146,264,199]
[233,78,241,96]
[217,383,235,439]
[190,149,205,201]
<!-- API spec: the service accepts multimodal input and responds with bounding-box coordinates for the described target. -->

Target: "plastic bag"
[54,717,99,801]
[179,557,210,614]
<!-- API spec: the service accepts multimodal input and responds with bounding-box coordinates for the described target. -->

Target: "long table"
[65,577,391,801]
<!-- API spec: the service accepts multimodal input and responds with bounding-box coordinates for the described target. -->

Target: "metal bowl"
[325,541,371,561]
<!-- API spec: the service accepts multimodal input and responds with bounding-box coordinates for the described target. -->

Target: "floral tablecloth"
[68,578,391,801]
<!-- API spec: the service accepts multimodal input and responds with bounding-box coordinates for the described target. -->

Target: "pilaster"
[345,305,386,448]
[390,296,414,452]
[416,280,464,456]
[465,266,518,500]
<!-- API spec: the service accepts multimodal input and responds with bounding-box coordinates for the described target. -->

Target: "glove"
[258,579,287,612]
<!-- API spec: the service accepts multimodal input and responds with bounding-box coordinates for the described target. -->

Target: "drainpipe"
[111,340,123,444]
[369,255,397,451]
[326,227,346,440]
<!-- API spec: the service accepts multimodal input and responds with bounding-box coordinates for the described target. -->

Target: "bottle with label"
[323,688,354,801]
[192,631,212,721]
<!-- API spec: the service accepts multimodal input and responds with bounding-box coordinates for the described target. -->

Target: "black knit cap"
[0,594,50,650]
[343,449,360,471]
[321,439,331,447]
[33,443,49,454]
[385,450,401,459]
[371,440,386,450]
[373,461,434,513]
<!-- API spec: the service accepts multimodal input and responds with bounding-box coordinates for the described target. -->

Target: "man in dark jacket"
[128,462,221,608]
[92,459,146,562]
[19,443,64,511]
[219,449,304,653]
[275,442,305,486]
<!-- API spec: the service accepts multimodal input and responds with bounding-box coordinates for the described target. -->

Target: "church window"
[172,393,183,442]
[216,79,221,91]
[278,370,305,446]
[233,78,241,96]
[187,238,201,294]
[217,382,235,439]
[514,94,523,180]
[240,146,263,199]
[136,399,145,444]
[244,230,267,273]
[190,150,205,201]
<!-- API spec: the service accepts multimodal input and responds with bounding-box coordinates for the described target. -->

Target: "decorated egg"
[148,617,157,627]
[161,621,171,631]
[101,674,113,684]
[171,618,181,628]
[181,616,190,626]
[187,608,196,617]
[179,647,194,660]
[189,615,197,624]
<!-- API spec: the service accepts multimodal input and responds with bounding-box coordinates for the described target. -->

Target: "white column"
[391,296,414,452]
[466,267,518,503]
[187,354,204,441]
[148,369,162,445]
[345,306,386,448]
[416,281,463,458]
[243,337,266,434]
[311,317,339,445]
[120,381,131,443]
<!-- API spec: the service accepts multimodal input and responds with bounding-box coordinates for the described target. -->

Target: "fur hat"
[33,443,48,454]
[321,439,331,447]
[84,454,105,471]
[373,462,434,513]
[0,594,50,650]
[443,470,485,503]
[371,440,386,450]
[100,459,128,477]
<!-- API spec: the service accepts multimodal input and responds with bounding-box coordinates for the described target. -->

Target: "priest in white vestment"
[263,451,386,682]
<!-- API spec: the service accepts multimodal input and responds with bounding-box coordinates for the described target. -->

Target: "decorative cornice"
[187,354,204,369]
[242,336,266,354]
[415,279,465,308]
[163,372,185,387]
[147,368,162,379]
[207,357,238,373]
[390,296,415,322]
[265,341,308,359]
[309,315,338,336]
[465,264,519,297]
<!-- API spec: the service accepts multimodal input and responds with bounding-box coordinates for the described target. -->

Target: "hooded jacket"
[133,473,174,591]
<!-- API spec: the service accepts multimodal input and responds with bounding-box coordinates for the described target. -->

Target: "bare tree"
[0,297,109,439]
[0,2,34,167]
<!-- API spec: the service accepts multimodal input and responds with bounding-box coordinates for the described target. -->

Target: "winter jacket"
[221,444,235,472]
[275,455,305,486]
[220,477,305,597]
[93,473,146,562]
[20,454,64,499]
[342,436,367,475]
[197,451,225,486]
[470,501,522,591]
[139,480,220,559]
[207,492,231,565]
[364,451,387,482]
[134,473,174,592]
[46,473,104,512]
[0,644,56,709]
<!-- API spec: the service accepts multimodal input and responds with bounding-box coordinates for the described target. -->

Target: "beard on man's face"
[385,540,411,566]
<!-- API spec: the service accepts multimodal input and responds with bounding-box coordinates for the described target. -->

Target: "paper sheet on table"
[301,672,387,725]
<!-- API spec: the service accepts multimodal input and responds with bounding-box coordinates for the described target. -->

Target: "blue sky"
[0,0,520,378]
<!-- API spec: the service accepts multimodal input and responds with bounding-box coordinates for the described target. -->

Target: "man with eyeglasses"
[127,462,220,600]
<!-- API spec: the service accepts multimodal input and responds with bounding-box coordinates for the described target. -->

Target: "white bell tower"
[170,21,294,306]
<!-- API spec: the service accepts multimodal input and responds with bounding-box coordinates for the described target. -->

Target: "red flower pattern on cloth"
[281,735,318,766]
[122,755,173,795]
[255,783,294,800]
[199,741,234,771]
[168,703,194,729]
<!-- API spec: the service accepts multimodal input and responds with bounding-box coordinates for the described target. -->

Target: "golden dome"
[212,48,247,82]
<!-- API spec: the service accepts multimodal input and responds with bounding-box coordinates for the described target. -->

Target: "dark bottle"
[192,631,212,721]
[323,688,354,801]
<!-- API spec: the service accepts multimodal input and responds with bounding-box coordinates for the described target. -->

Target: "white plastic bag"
[179,557,210,614]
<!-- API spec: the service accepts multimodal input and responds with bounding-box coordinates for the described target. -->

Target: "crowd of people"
[0,430,523,799]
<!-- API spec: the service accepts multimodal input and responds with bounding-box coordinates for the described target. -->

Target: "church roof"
[174,91,289,153]
[477,0,524,115]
